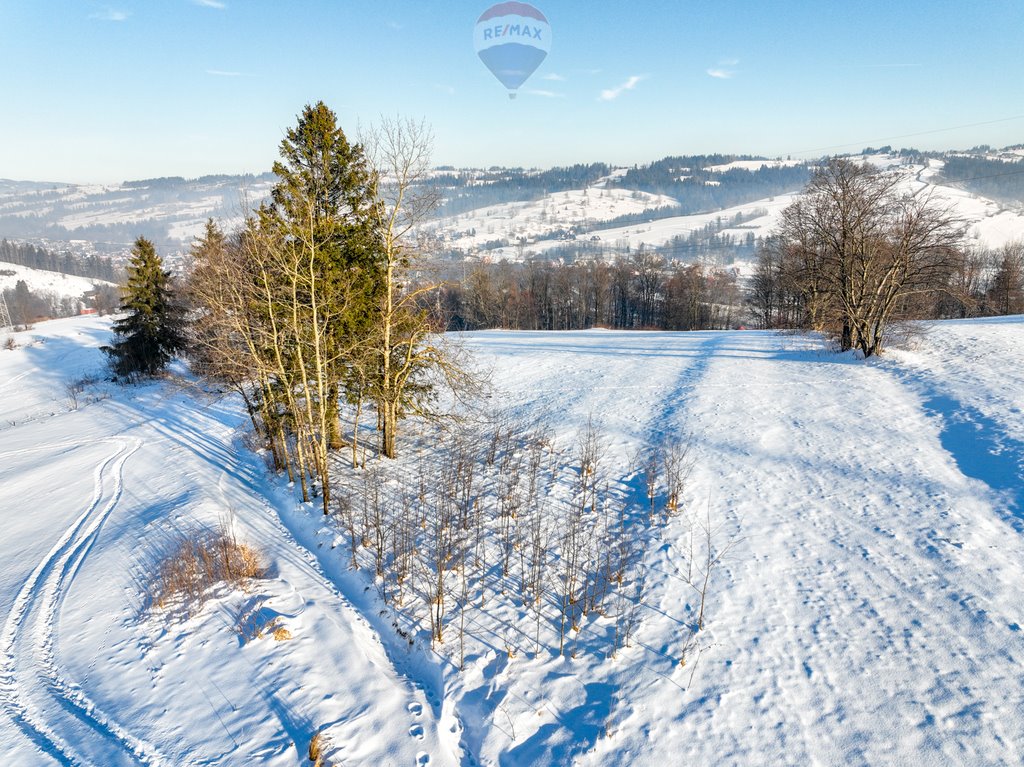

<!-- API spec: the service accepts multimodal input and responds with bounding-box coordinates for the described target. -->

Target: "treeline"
[432,163,612,217]
[938,156,1024,203]
[2,279,84,326]
[937,243,1024,317]
[437,253,740,331]
[615,155,811,212]
[753,239,1024,330]
[0,239,119,282]
[0,218,176,252]
[121,172,276,189]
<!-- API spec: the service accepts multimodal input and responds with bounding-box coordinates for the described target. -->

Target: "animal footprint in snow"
[407,701,423,717]
[416,752,430,766]
[410,724,424,740]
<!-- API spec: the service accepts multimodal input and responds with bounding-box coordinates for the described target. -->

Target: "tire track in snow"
[0,368,35,393]
[0,437,167,766]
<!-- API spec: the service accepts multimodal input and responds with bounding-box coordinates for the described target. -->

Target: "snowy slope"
[914,161,1024,249]
[2,316,1022,765]
[427,187,678,251]
[0,261,111,300]
[454,325,1024,766]
[0,318,460,766]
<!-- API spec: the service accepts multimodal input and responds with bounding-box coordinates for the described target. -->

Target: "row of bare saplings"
[332,415,695,666]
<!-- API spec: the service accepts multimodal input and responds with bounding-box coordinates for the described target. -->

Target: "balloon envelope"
[474,2,551,97]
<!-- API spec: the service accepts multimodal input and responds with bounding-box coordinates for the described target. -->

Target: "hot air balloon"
[473,2,551,99]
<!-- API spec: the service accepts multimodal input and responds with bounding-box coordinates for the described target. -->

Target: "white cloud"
[599,75,646,101]
[90,7,129,21]
[192,0,226,8]
[526,89,563,98]
[707,59,739,79]
[542,73,566,82]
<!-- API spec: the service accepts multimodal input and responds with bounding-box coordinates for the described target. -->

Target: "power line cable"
[787,114,1024,157]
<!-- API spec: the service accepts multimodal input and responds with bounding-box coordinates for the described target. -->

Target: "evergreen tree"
[11,279,34,327]
[264,101,384,449]
[105,237,186,378]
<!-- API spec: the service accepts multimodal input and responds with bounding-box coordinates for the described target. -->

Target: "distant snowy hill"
[0,175,277,259]
[445,154,1024,262]
[425,185,679,251]
[3,146,1023,264]
[0,260,113,301]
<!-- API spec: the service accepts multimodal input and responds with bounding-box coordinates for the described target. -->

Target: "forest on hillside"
[938,156,1024,203]
[0,239,119,282]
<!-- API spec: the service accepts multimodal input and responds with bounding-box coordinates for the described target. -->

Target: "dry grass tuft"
[308,729,328,766]
[146,526,266,618]
[234,596,292,643]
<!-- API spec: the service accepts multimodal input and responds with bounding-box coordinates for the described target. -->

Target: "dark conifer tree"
[105,237,186,378]
[265,101,384,448]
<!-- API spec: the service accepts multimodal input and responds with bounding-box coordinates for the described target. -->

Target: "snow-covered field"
[1,316,1022,765]
[427,187,678,251]
[0,261,111,300]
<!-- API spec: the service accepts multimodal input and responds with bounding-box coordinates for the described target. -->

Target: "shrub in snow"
[144,526,266,619]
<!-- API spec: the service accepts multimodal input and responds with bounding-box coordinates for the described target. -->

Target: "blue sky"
[1,0,1022,183]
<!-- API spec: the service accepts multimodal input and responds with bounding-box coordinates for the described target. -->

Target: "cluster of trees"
[749,159,971,356]
[616,154,810,212]
[1,279,82,327]
[438,253,740,331]
[935,242,1024,317]
[0,239,119,282]
[183,104,460,515]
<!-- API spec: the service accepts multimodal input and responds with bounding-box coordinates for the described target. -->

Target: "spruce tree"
[265,101,384,448]
[105,237,186,378]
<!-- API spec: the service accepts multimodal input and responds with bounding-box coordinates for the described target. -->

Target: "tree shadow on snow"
[921,392,1024,528]
[499,682,616,767]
